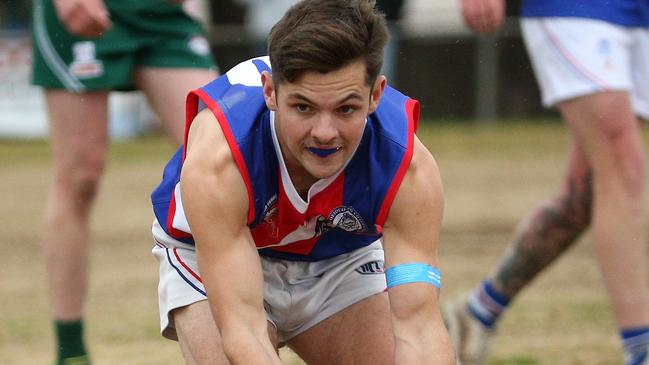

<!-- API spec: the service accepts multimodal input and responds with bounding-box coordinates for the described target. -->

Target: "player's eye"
[338,105,356,115]
[295,104,311,113]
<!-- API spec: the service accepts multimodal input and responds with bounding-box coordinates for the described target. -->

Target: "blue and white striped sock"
[622,326,649,365]
[467,280,510,329]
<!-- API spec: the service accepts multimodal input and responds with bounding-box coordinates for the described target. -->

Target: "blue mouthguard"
[308,147,340,157]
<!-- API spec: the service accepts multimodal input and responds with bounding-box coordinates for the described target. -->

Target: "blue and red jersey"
[151,57,420,261]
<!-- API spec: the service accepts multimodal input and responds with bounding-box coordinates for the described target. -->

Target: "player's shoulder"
[406,136,442,191]
[372,86,419,143]
[413,135,436,165]
[185,109,230,168]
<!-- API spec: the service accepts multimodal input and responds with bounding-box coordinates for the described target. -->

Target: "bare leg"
[450,92,648,365]
[174,301,230,365]
[491,91,649,328]
[559,91,649,327]
[174,300,278,365]
[134,67,218,145]
[491,137,592,297]
[42,90,109,321]
[288,292,395,365]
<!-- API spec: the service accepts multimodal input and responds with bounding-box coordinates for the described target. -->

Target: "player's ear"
[368,75,387,114]
[261,71,278,111]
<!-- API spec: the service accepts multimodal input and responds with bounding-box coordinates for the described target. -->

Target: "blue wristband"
[385,263,442,289]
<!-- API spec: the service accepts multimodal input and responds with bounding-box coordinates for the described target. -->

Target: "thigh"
[44,90,110,177]
[134,67,217,144]
[288,292,394,365]
[130,2,217,142]
[174,301,280,365]
[153,223,279,364]
[174,300,230,365]
[558,91,640,161]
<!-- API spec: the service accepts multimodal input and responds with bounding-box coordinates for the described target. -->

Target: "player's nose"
[311,112,338,143]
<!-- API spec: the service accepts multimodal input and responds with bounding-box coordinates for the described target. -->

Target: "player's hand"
[459,0,505,34]
[54,0,112,38]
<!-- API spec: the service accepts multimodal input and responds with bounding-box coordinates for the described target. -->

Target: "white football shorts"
[521,17,649,119]
[151,219,387,343]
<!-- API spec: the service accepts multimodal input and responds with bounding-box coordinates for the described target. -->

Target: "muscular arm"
[54,0,112,37]
[382,137,455,365]
[181,109,281,365]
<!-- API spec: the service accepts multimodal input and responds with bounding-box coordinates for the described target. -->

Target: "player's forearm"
[205,265,279,364]
[393,327,455,365]
[205,276,280,364]
[199,251,278,363]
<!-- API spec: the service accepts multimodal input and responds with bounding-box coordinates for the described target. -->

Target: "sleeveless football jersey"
[151,57,420,261]
[521,0,649,27]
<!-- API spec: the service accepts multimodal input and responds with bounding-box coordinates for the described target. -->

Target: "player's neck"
[285,165,318,200]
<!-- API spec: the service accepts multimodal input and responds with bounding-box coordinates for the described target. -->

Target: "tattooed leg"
[491,140,593,298]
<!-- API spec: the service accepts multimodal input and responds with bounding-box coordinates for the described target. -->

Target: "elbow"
[389,286,434,321]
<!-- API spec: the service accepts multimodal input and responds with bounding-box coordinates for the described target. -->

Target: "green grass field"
[1,120,643,364]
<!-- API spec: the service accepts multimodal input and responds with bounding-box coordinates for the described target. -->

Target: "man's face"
[262,60,386,182]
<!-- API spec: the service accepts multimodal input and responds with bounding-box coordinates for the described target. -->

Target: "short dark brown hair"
[267,0,388,86]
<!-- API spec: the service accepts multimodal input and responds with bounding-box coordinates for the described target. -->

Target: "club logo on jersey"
[356,260,384,275]
[597,39,615,71]
[328,206,368,233]
[260,195,279,238]
[253,202,370,250]
[69,41,103,78]
[312,206,368,237]
[187,35,211,56]
[597,39,611,55]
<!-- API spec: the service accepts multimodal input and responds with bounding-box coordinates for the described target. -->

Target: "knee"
[56,157,106,202]
[586,106,645,195]
[607,128,645,196]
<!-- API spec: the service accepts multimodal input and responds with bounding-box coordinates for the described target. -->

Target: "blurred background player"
[447,0,649,364]
[31,0,218,363]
